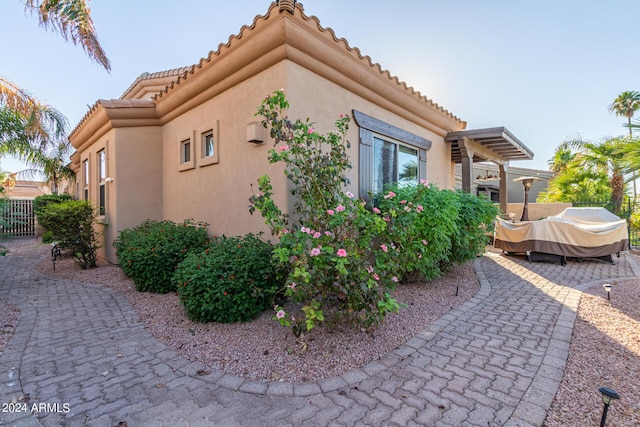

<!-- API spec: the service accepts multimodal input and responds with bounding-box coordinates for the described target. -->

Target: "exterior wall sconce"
[513,176,542,221]
[598,386,620,427]
[603,283,612,301]
[105,177,114,183]
[246,122,265,144]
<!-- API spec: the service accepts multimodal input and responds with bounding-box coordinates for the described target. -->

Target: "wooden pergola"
[445,127,534,213]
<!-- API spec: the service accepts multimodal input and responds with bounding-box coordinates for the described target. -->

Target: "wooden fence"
[0,199,35,237]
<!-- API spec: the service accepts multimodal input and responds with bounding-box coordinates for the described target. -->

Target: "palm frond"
[0,77,39,117]
[25,0,111,72]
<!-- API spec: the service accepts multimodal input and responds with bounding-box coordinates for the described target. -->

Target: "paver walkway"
[1,239,639,427]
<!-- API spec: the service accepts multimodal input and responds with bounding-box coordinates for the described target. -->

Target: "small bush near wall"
[448,191,499,266]
[173,234,282,323]
[33,194,73,242]
[375,183,459,280]
[37,200,100,269]
[113,219,208,293]
[374,183,498,279]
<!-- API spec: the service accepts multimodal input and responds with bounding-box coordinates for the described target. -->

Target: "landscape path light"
[603,283,612,301]
[598,386,620,427]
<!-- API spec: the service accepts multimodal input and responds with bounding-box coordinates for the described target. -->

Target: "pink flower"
[289,282,297,290]
[345,191,354,199]
[310,247,321,257]
[404,206,411,212]
[307,229,315,235]
[373,274,380,281]
[420,179,429,186]
[417,205,424,212]
[308,128,315,134]
[366,265,374,273]
[336,205,346,212]
[327,209,334,216]
[418,254,422,259]
[383,217,390,222]
[380,244,388,253]
[301,227,310,233]
[383,191,396,199]
[336,249,347,257]
[276,310,285,319]
[278,145,289,152]
[313,232,322,239]
[400,200,407,204]
[339,113,345,118]
[422,240,429,245]
[392,276,399,283]
[373,207,381,214]
[324,231,333,236]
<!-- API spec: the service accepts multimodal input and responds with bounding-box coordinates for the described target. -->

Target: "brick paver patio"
[1,239,638,426]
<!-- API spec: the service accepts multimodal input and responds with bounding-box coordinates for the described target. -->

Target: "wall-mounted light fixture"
[246,122,265,144]
[105,177,114,183]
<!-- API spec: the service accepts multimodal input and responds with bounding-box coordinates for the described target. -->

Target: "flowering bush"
[374,182,459,280]
[250,90,400,336]
[375,183,498,279]
[113,219,209,293]
[173,234,282,323]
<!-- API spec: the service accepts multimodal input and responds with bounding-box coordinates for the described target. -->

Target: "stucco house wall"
[69,2,478,264]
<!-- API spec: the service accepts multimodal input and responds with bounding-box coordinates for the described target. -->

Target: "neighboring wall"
[506,202,572,221]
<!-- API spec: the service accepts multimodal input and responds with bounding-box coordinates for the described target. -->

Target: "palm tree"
[564,137,628,211]
[547,143,576,174]
[0,0,109,140]
[609,91,640,138]
[0,106,73,194]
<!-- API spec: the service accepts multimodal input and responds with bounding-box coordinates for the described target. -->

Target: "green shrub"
[34,194,74,243]
[448,191,498,267]
[33,194,73,221]
[374,183,497,279]
[375,183,458,280]
[113,219,209,293]
[37,200,99,269]
[174,234,282,323]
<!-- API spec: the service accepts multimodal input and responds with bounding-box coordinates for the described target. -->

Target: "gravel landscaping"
[33,255,479,383]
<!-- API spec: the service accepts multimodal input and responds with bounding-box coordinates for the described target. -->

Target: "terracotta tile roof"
[71,2,463,139]
[119,67,191,99]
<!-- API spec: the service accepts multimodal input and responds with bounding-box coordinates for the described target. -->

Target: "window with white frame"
[98,150,106,215]
[83,159,89,201]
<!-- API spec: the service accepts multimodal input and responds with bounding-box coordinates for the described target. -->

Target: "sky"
[1,0,638,174]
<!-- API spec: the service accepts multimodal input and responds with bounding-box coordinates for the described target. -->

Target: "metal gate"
[0,199,35,237]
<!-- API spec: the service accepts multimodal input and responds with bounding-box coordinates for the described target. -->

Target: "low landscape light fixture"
[598,386,620,427]
[603,283,612,301]
[513,176,542,221]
